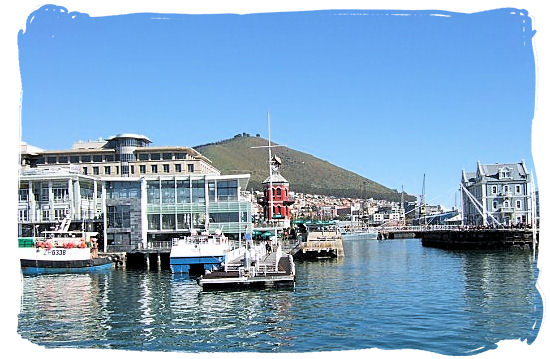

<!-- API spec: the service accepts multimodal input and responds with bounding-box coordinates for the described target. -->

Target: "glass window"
[151,165,158,173]
[208,181,216,201]
[161,180,175,204]
[150,153,161,161]
[192,179,205,203]
[515,185,521,194]
[81,155,91,162]
[104,166,111,175]
[106,181,141,199]
[162,214,176,230]
[104,155,114,162]
[83,167,88,175]
[217,180,238,201]
[516,200,521,209]
[42,210,49,221]
[147,180,160,204]
[107,205,131,228]
[176,180,190,203]
[41,187,49,201]
[492,200,498,210]
[209,212,239,223]
[130,165,134,174]
[18,188,28,202]
[116,166,120,175]
[162,153,172,160]
[140,165,146,174]
[276,188,281,196]
[70,156,80,163]
[187,164,194,173]
[177,213,190,230]
[491,186,497,194]
[93,167,99,175]
[163,164,170,173]
[175,164,182,172]
[148,214,160,230]
[175,153,186,159]
[138,153,149,161]
[92,155,103,162]
[46,156,57,164]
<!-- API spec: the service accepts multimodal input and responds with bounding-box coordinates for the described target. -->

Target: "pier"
[291,231,344,259]
[376,225,538,250]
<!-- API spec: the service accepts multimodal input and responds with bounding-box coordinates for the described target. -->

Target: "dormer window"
[499,167,512,179]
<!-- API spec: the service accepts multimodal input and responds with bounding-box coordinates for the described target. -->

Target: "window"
[18,209,28,221]
[217,180,238,201]
[192,179,205,203]
[104,166,111,175]
[503,185,509,194]
[41,187,49,202]
[516,200,521,209]
[140,165,146,174]
[106,181,141,199]
[175,153,186,160]
[46,156,56,164]
[161,180,175,204]
[93,155,103,162]
[147,180,160,204]
[175,164,182,172]
[209,212,239,223]
[208,181,216,201]
[162,153,172,160]
[492,186,497,195]
[70,156,80,163]
[116,166,120,175]
[54,208,68,220]
[58,156,68,163]
[107,205,131,228]
[104,155,114,162]
[163,164,170,173]
[82,167,88,175]
[187,164,194,173]
[162,214,176,230]
[53,187,68,202]
[18,188,28,202]
[276,188,281,196]
[150,153,161,161]
[42,210,49,221]
[176,180,190,203]
[81,155,91,162]
[516,185,521,194]
[138,153,149,161]
[504,200,509,208]
[130,166,134,174]
[493,200,498,210]
[93,167,99,175]
[151,165,158,173]
[148,214,160,230]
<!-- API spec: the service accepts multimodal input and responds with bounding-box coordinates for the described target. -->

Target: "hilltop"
[195,134,415,202]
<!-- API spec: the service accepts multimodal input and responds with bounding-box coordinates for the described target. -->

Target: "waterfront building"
[18,166,103,238]
[19,134,252,251]
[461,161,533,226]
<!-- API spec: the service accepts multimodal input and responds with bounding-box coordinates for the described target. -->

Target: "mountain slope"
[195,135,415,202]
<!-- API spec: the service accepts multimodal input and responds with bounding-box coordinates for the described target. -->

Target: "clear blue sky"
[18,6,536,208]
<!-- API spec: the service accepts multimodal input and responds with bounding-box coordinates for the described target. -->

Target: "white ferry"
[19,218,112,275]
[169,229,232,274]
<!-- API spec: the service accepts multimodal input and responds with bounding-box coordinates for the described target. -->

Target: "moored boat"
[169,229,232,274]
[19,219,112,274]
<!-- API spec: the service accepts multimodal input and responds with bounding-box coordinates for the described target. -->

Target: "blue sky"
[18,6,536,208]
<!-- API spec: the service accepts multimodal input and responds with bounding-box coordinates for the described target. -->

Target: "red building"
[258,156,294,226]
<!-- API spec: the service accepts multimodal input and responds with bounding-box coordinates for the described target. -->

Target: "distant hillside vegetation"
[195,134,415,202]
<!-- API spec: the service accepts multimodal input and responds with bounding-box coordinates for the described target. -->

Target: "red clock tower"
[259,155,294,227]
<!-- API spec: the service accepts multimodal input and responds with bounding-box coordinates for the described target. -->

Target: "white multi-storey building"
[461,161,534,226]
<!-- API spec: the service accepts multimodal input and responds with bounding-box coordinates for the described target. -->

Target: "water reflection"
[18,239,542,354]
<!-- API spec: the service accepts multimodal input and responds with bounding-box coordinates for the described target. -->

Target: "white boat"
[169,229,232,274]
[19,218,112,274]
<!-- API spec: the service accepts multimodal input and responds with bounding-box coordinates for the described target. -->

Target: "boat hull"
[20,257,113,275]
[170,255,225,274]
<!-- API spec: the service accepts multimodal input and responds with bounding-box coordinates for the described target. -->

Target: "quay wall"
[420,229,537,250]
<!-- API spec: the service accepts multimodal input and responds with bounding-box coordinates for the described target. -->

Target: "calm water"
[18,238,542,355]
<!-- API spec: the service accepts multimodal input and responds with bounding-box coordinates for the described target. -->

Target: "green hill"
[195,134,415,202]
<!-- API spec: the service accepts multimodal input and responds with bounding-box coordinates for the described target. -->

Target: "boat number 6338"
[49,249,66,255]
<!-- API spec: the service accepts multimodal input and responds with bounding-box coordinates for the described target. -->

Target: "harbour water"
[18,237,542,355]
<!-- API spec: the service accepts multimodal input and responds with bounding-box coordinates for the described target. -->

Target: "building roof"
[106,133,152,143]
[20,141,44,155]
[262,173,289,184]
[480,162,528,181]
